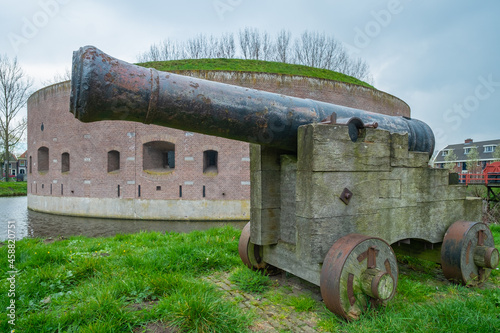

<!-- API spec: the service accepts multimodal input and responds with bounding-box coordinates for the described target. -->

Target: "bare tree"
[293,31,372,82]
[208,35,219,58]
[187,34,209,59]
[294,31,324,68]
[157,39,186,61]
[238,28,251,59]
[342,57,373,84]
[248,28,261,60]
[239,27,265,60]
[275,29,292,63]
[41,67,71,86]
[217,33,235,58]
[0,55,33,181]
[137,29,373,83]
[294,31,344,69]
[137,43,160,62]
[137,39,186,62]
[261,31,273,61]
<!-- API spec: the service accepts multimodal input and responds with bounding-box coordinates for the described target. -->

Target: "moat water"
[0,196,247,241]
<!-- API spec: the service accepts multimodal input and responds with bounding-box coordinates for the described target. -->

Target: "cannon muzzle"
[70,46,435,154]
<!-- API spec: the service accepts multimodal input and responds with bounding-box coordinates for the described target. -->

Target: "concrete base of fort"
[28,194,250,221]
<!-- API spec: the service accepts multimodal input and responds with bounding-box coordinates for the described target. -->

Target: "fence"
[458,173,500,186]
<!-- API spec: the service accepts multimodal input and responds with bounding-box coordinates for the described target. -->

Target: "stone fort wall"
[27,71,410,220]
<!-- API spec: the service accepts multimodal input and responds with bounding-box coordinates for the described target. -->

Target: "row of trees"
[0,55,32,181]
[444,147,500,173]
[137,28,372,83]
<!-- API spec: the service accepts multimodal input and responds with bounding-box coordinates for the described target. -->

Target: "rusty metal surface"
[238,222,252,268]
[70,46,435,154]
[238,222,266,270]
[441,220,497,286]
[320,234,398,320]
[339,188,353,205]
[321,115,379,143]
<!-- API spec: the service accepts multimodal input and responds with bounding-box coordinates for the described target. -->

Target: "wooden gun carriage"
[70,46,499,320]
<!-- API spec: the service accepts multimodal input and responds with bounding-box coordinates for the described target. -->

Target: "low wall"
[28,194,250,220]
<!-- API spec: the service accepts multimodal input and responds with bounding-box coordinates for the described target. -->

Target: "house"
[433,138,500,172]
[2,152,18,179]
[1,150,27,180]
[17,150,27,180]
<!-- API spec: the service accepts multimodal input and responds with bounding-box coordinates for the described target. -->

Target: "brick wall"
[27,81,251,204]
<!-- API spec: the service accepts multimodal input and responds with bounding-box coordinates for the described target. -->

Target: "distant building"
[2,153,16,179]
[433,138,500,172]
[1,151,28,180]
[17,151,27,179]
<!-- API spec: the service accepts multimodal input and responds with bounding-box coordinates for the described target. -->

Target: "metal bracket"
[339,188,353,205]
[321,112,378,142]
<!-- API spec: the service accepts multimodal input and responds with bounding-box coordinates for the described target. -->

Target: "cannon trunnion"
[70,46,498,320]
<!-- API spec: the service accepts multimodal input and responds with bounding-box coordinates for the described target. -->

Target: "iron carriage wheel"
[441,220,499,286]
[238,222,268,270]
[320,233,398,320]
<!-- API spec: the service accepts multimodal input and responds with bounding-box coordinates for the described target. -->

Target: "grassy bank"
[138,58,374,89]
[0,181,27,196]
[1,226,499,332]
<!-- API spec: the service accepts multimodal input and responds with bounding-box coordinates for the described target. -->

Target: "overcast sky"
[1,0,499,153]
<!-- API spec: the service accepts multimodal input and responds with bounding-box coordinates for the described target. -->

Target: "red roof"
[18,150,27,159]
[484,161,500,174]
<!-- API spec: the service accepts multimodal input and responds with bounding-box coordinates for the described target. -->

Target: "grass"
[0,181,27,196]
[0,227,251,332]
[229,267,272,293]
[287,294,318,312]
[153,281,250,332]
[137,58,374,89]
[1,226,499,332]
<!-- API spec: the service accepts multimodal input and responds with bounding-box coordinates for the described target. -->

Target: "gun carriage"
[70,46,499,320]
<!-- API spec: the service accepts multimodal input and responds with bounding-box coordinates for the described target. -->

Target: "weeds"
[155,280,251,332]
[229,266,272,293]
[0,226,250,332]
[287,294,318,312]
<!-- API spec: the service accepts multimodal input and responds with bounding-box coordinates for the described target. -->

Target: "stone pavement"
[205,271,330,332]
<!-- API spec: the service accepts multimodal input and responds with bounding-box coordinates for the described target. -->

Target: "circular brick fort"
[27,70,410,220]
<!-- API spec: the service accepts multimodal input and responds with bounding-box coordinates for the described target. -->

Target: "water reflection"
[0,196,247,241]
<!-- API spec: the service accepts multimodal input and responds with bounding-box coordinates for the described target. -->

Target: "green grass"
[0,227,251,332]
[0,181,27,196]
[1,226,499,332]
[137,58,374,89]
[229,266,272,293]
[153,281,250,332]
[287,294,318,312]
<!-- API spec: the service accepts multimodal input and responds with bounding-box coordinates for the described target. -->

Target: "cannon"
[70,46,499,320]
[71,46,434,155]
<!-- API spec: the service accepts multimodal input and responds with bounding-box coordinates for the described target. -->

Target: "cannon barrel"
[70,46,435,154]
